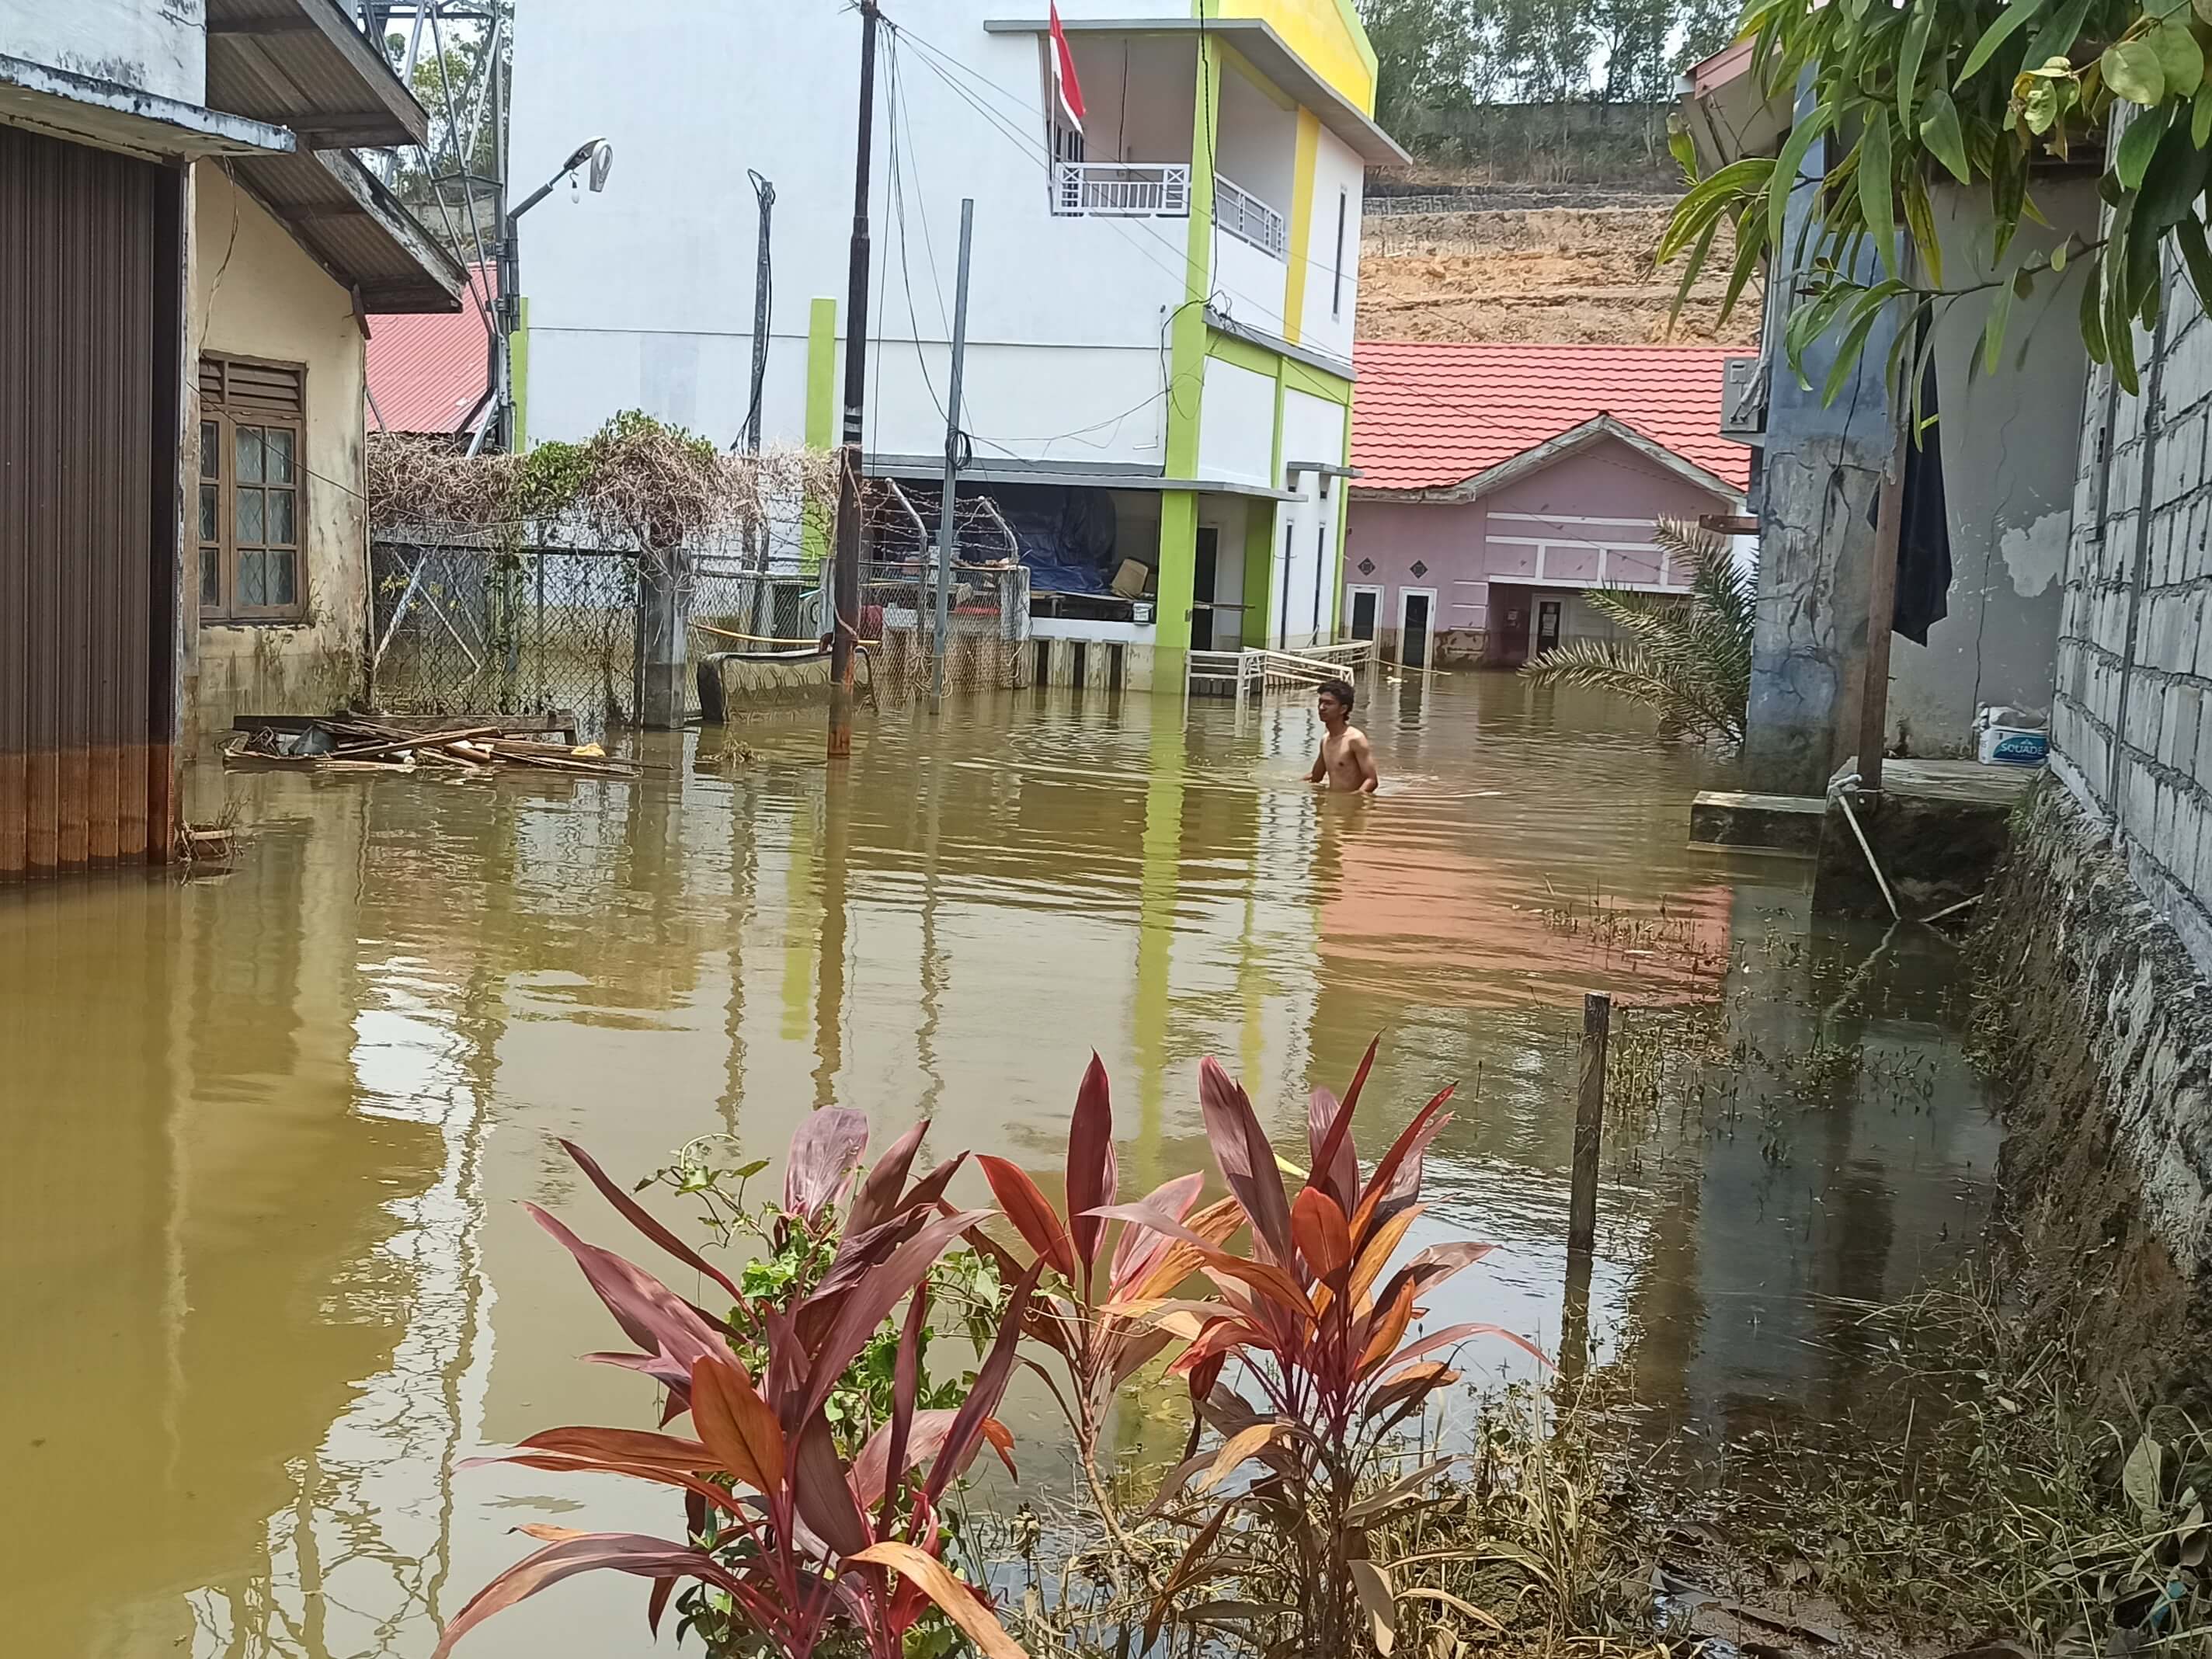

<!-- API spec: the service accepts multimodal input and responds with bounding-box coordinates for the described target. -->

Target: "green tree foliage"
[1520,519,1757,746]
[1661,0,2212,402]
[1360,0,1749,150]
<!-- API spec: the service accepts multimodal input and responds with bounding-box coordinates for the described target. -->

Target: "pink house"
[1345,344,1751,667]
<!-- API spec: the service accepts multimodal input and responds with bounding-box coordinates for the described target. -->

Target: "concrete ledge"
[1691,789,1826,854]
[1813,760,2035,918]
[1970,774,2212,1408]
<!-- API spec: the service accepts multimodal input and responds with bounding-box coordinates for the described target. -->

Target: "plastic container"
[1975,705,2050,767]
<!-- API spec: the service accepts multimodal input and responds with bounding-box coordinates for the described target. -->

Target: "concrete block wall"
[2054,249,2212,975]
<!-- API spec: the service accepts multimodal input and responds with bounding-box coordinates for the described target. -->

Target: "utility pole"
[744,171,776,641]
[930,199,975,715]
[744,172,775,454]
[829,0,882,758]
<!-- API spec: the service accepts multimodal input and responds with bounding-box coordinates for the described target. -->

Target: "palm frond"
[1518,516,1756,747]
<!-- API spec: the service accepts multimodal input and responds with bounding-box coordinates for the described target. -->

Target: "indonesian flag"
[1049,2,1086,132]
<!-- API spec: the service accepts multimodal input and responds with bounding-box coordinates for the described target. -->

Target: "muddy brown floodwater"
[1,673,2000,1657]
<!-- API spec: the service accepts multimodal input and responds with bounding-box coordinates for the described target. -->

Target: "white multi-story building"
[510,0,1403,684]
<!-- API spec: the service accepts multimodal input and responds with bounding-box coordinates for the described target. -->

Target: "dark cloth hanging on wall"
[1886,322,1953,645]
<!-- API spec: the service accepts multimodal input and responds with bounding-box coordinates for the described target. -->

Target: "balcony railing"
[1052,161,1191,217]
[1215,173,1288,259]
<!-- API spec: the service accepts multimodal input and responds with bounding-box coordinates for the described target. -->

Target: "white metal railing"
[1186,640,1376,699]
[1214,173,1288,259]
[1052,161,1191,217]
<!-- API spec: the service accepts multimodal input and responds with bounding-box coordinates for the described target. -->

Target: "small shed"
[1345,343,1750,666]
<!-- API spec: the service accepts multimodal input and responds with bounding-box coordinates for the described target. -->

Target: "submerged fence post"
[1561,991,1610,1378]
[1568,992,1609,1258]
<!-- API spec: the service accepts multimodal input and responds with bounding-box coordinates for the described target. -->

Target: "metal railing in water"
[1051,161,1191,217]
[1186,640,1376,699]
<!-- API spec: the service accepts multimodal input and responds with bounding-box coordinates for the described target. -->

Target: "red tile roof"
[367,263,495,436]
[1351,341,1751,494]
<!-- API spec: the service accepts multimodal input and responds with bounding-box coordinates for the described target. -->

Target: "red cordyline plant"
[1108,1043,1549,1657]
[432,1123,1038,1659]
[962,1055,1245,1563]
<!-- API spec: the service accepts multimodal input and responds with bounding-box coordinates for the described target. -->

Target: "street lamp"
[486,137,612,454]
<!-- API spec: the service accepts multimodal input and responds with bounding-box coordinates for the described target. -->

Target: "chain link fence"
[374,486,1033,729]
[370,530,642,730]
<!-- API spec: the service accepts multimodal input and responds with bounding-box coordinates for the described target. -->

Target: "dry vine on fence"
[365,411,838,546]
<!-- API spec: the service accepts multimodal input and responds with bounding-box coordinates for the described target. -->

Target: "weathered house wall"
[185,165,368,749]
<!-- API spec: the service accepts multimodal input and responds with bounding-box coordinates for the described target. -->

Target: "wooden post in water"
[1568,992,1610,1258]
[1561,991,1610,1377]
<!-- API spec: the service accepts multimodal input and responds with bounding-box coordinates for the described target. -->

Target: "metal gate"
[0,126,181,879]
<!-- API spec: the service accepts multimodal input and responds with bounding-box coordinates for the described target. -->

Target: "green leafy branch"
[1660,0,2212,402]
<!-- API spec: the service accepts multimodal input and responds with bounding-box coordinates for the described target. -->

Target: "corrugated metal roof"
[231,146,466,313]
[368,263,495,433]
[204,0,430,148]
[1350,341,1752,493]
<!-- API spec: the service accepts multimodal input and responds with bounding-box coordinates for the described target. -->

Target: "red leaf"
[1291,1187,1353,1283]
[1066,1053,1118,1278]
[878,1279,929,1526]
[784,1108,870,1219]
[976,1156,1078,1279]
[791,1409,871,1559]
[799,1207,993,1424]
[1350,1087,1455,1247]
[558,1139,747,1308]
[1198,1057,1294,1268]
[925,1260,1045,1504]
[1367,1320,1553,1382]
[691,1356,788,1495]
[1307,1036,1376,1210]
[430,1531,746,1658]
[514,1425,717,1471]
[846,1118,931,1238]
[527,1205,729,1397]
[1109,1171,1205,1289]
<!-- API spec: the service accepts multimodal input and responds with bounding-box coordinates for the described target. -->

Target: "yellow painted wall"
[1209,0,1377,114]
[186,165,369,750]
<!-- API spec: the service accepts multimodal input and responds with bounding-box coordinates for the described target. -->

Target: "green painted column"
[511,297,531,450]
[1241,361,1286,647]
[1155,33,1221,686]
[802,297,837,573]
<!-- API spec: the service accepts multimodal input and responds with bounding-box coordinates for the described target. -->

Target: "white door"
[1398,587,1437,670]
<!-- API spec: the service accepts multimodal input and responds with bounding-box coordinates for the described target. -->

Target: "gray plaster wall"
[1885,182,2092,757]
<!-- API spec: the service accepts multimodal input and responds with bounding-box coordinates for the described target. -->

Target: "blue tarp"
[882,482,1121,596]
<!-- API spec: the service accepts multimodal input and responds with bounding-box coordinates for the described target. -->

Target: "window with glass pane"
[196,356,306,622]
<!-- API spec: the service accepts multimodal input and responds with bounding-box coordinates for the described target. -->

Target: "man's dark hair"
[1319,678,1355,711]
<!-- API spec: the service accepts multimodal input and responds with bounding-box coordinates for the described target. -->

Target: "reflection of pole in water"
[814,766,853,1111]
[1562,992,1610,1376]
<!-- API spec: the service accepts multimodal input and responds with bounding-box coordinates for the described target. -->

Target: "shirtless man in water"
[1308,678,1379,794]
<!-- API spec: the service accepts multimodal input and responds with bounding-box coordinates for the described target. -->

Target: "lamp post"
[489,137,611,454]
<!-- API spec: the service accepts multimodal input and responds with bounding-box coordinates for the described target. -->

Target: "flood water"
[0,674,2000,1657]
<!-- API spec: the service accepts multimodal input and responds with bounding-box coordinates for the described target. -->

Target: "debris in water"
[224,718,638,780]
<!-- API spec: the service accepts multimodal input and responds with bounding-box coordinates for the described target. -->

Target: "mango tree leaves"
[1857,115,1898,276]
[1960,0,2051,84]
[2155,18,2205,97]
[1921,89,1970,183]
[2105,37,2168,105]
[2116,103,2171,190]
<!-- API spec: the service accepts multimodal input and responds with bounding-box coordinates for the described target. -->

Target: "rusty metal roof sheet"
[205,0,430,148]
[231,147,467,313]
